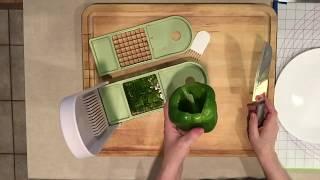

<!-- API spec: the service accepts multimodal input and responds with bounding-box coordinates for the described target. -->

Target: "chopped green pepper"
[168,82,218,133]
[123,74,164,115]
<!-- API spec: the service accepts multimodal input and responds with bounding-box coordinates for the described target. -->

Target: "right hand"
[247,96,291,180]
[247,96,279,158]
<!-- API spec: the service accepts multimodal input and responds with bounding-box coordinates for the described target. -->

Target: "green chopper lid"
[89,16,193,76]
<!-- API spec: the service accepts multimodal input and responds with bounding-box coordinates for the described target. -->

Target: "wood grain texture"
[81,4,277,156]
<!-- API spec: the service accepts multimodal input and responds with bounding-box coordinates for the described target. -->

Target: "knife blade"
[250,42,272,127]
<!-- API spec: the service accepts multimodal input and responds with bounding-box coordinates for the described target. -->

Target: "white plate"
[275,48,320,144]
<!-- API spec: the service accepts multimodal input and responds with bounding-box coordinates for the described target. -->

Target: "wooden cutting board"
[81,4,277,156]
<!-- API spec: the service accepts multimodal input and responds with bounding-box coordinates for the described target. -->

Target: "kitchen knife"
[249,42,272,127]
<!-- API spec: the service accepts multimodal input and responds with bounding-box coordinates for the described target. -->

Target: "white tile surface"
[285,19,295,29]
[296,3,306,10]
[296,10,305,19]
[286,10,296,19]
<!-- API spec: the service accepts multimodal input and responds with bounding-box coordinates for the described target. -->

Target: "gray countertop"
[25,0,319,179]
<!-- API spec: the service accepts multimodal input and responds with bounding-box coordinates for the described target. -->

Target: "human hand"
[248,96,290,180]
[162,102,204,165]
[158,103,204,180]
[247,95,279,158]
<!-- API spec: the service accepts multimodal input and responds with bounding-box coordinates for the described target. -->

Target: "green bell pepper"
[168,82,218,133]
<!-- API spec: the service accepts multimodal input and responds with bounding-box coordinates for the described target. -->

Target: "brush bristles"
[185,49,201,60]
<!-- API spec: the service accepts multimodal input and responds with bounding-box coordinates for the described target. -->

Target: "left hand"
[158,103,204,180]
[163,102,204,164]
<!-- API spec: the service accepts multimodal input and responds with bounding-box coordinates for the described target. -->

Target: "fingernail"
[197,128,204,134]
[250,113,255,119]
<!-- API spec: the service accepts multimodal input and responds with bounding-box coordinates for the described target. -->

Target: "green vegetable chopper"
[89,16,193,76]
[60,61,207,158]
[60,16,212,158]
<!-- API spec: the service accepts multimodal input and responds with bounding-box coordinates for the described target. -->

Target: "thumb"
[180,128,204,147]
[248,113,259,141]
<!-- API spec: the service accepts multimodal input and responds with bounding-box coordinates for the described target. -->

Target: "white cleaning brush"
[82,91,108,137]
[185,31,211,60]
[60,83,118,159]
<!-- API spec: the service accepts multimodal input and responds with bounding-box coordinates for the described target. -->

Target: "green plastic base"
[89,16,193,76]
[98,60,207,125]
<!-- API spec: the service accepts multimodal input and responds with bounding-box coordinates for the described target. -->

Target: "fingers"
[247,102,257,111]
[177,129,187,136]
[163,102,169,122]
[255,93,265,102]
[263,98,278,125]
[248,113,259,141]
[163,102,181,143]
[253,94,278,126]
[264,97,276,114]
[264,111,279,129]
[180,128,204,147]
[163,102,175,130]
